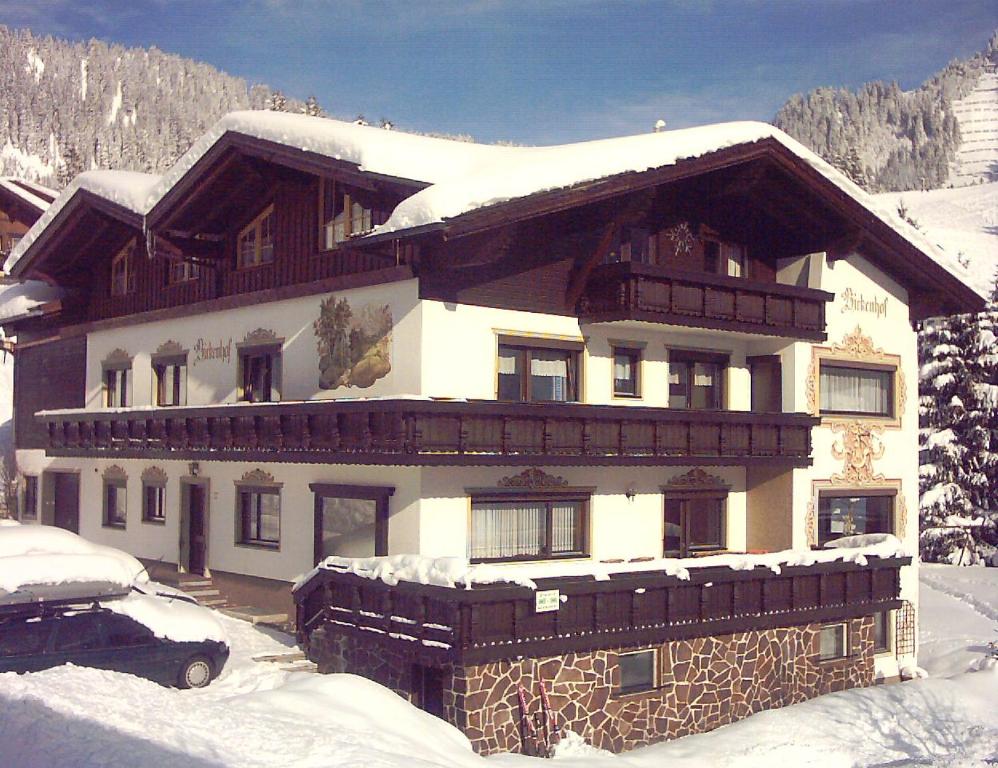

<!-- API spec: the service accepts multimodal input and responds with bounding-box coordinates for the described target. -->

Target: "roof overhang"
[146,130,428,234]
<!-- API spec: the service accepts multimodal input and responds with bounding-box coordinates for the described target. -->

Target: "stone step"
[221,606,289,626]
[280,662,318,673]
[198,598,228,607]
[185,589,221,598]
[253,651,307,663]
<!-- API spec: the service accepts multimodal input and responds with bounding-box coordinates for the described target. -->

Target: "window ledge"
[102,523,126,530]
[235,541,281,552]
[142,518,167,526]
[611,686,661,700]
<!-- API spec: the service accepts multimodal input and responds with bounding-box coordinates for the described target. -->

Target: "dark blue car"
[0,602,229,688]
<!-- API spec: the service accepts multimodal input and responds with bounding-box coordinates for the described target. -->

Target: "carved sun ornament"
[497,468,568,489]
[665,222,696,256]
[830,422,886,485]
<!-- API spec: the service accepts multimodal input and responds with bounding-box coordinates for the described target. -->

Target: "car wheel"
[179,655,213,689]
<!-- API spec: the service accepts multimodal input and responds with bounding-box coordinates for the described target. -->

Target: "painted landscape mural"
[313,295,392,389]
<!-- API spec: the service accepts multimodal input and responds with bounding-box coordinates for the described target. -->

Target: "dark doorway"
[411,664,445,718]
[184,482,208,575]
[52,472,80,533]
[749,355,783,412]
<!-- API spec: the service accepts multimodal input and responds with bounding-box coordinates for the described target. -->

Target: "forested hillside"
[0,26,304,186]
[775,31,997,192]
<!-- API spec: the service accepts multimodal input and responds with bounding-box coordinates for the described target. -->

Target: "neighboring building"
[2,113,984,754]
[0,177,55,263]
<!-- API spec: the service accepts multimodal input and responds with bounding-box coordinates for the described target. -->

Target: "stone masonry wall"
[309,617,876,756]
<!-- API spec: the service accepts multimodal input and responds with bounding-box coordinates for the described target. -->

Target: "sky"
[0,0,994,145]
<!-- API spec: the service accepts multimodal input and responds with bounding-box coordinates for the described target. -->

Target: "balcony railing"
[39,399,816,466]
[295,555,909,664]
[579,262,833,340]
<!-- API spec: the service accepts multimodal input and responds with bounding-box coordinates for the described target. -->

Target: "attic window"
[319,179,383,250]
[237,205,275,269]
[110,240,136,297]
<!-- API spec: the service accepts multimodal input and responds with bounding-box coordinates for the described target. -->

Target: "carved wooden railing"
[579,262,833,340]
[40,400,817,466]
[294,555,909,664]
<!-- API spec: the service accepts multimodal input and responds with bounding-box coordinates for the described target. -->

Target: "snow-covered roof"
[0,177,52,213]
[5,170,161,274]
[296,533,912,592]
[0,279,64,324]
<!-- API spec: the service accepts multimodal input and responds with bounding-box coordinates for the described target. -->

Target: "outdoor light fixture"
[189,462,200,477]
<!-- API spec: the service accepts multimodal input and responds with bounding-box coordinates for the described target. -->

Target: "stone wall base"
[309,616,876,756]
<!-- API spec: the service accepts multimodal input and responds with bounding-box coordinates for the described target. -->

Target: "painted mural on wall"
[313,294,392,389]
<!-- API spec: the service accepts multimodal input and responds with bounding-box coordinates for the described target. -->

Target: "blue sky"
[1,0,994,144]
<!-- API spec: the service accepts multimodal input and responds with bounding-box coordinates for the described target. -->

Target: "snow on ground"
[875,182,998,298]
[1,565,995,767]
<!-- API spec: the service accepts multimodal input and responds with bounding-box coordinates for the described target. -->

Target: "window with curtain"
[497,343,579,402]
[612,347,640,397]
[110,240,135,297]
[153,357,187,407]
[237,205,275,268]
[142,484,166,523]
[318,179,386,249]
[104,366,130,408]
[817,492,894,546]
[819,363,894,417]
[469,496,587,562]
[668,350,726,410]
[239,347,280,403]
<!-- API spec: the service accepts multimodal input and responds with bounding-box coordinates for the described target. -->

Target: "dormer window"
[703,237,746,277]
[319,179,383,250]
[110,240,136,297]
[237,205,275,269]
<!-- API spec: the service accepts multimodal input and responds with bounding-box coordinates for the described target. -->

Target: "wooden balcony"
[294,555,910,664]
[39,399,817,466]
[579,262,833,340]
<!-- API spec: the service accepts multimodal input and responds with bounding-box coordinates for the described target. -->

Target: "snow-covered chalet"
[2,112,986,754]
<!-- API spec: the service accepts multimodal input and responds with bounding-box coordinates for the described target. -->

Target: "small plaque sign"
[535,589,560,613]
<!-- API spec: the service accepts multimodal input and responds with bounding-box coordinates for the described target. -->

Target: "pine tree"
[302,95,322,117]
[267,90,288,112]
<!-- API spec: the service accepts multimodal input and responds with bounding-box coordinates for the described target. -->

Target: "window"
[612,347,641,397]
[319,179,385,249]
[104,366,131,408]
[873,610,891,653]
[22,475,38,520]
[103,478,127,528]
[604,227,656,265]
[817,492,894,547]
[617,649,657,695]
[102,613,156,647]
[238,487,280,548]
[168,258,200,284]
[668,350,726,410]
[52,614,105,652]
[143,483,166,524]
[818,623,848,661]
[110,240,135,297]
[469,495,588,562]
[153,357,187,407]
[239,348,280,403]
[497,341,581,402]
[702,238,746,277]
[237,205,275,269]
[819,362,894,418]
[663,495,726,557]
[311,484,393,564]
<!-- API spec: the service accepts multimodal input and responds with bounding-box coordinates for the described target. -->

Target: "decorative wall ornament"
[497,468,568,489]
[102,465,128,481]
[663,467,731,490]
[805,499,817,547]
[153,340,186,358]
[830,422,886,485]
[896,493,908,537]
[236,468,280,486]
[103,348,132,366]
[141,466,168,486]
[314,294,392,390]
[664,222,696,256]
[242,328,280,346]
[807,325,905,427]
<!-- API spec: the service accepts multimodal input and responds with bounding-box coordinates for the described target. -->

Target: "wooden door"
[188,484,206,575]
[52,473,80,533]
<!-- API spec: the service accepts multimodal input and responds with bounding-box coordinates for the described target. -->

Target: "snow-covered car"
[0,588,229,688]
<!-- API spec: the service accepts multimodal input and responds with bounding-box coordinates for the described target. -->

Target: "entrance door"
[411,664,445,718]
[187,484,207,575]
[52,473,80,533]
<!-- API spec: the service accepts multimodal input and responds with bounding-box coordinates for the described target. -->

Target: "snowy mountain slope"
[875,182,998,297]
[948,67,998,187]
